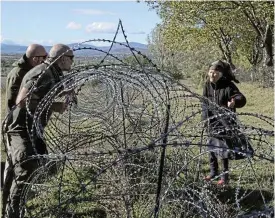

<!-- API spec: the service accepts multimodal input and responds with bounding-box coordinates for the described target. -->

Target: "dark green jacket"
[5,54,33,113]
[8,61,64,133]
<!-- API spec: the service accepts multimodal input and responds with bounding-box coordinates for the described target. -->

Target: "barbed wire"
[2,20,274,218]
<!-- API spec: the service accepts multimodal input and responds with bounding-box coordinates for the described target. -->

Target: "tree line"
[143,1,274,87]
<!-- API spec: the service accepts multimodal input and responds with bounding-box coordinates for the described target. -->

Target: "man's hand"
[227,98,235,108]
[51,102,67,114]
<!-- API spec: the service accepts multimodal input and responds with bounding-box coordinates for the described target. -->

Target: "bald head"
[25,44,47,67]
[25,44,47,58]
[49,44,72,59]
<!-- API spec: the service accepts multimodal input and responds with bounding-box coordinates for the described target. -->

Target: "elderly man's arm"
[16,87,29,108]
[16,87,66,114]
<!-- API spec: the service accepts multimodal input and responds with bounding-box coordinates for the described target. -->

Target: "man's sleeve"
[23,68,38,91]
[24,78,34,91]
[23,69,54,99]
[6,72,21,110]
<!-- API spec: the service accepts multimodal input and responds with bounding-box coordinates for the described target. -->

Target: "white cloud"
[1,38,17,45]
[129,31,146,35]
[69,39,86,43]
[0,38,56,46]
[66,21,82,30]
[89,41,112,47]
[85,22,117,34]
[28,39,54,45]
[0,35,14,44]
[40,39,55,45]
[73,9,116,16]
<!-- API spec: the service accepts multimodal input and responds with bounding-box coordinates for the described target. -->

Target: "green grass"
[0,81,273,217]
[1,88,7,161]
[192,82,274,128]
[193,82,274,117]
[237,83,273,116]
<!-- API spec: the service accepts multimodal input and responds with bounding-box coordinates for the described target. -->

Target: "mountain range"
[1,42,148,56]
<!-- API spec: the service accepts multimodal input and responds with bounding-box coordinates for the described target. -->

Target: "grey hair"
[48,44,72,59]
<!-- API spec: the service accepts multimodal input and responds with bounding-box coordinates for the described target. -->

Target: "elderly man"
[5,44,48,113]
[2,44,74,218]
[1,43,47,216]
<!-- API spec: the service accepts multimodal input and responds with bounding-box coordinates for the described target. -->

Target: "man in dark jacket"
[5,44,48,113]
[202,60,247,185]
[2,44,74,218]
[1,44,47,215]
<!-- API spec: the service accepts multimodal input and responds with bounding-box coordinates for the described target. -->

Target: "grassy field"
[1,86,6,160]
[237,82,273,116]
[191,81,274,125]
[0,80,273,217]
[1,81,273,165]
[192,82,274,117]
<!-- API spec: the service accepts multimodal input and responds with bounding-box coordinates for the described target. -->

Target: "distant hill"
[0,42,148,56]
